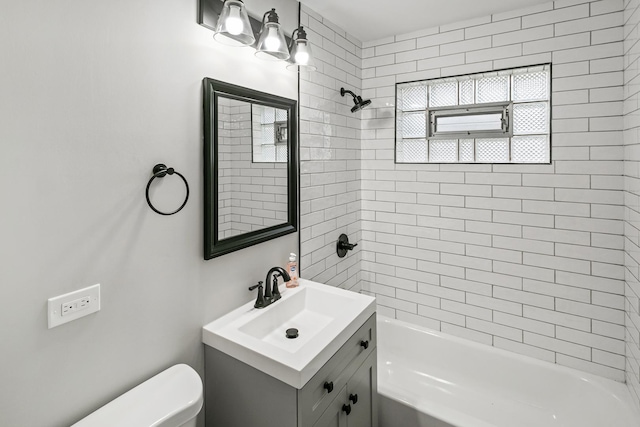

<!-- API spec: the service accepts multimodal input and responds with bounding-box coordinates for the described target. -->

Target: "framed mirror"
[203,78,298,260]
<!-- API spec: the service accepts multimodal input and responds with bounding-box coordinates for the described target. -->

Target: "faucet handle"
[249,281,266,308]
[248,281,264,291]
[271,274,282,301]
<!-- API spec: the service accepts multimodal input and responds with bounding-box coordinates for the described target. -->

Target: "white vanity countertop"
[202,278,376,389]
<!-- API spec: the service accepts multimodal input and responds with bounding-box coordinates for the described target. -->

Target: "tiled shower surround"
[299,6,363,290]
[624,0,640,408]
[300,0,640,408]
[359,0,628,383]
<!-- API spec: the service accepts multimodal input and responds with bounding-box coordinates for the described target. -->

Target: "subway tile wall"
[359,0,628,382]
[624,0,640,408]
[299,6,363,290]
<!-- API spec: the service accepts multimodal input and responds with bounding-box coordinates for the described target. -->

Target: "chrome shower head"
[340,87,371,113]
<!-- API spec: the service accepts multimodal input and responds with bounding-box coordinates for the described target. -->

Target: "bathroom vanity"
[202,279,377,427]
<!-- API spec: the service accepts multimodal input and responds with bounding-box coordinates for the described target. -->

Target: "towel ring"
[145,164,189,216]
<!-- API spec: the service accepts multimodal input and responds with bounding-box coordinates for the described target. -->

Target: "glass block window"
[429,82,458,107]
[396,64,550,163]
[400,112,427,138]
[399,85,427,110]
[429,140,458,163]
[476,138,510,162]
[476,75,510,104]
[459,80,474,105]
[513,102,547,135]
[253,105,288,163]
[459,139,474,162]
[397,140,427,162]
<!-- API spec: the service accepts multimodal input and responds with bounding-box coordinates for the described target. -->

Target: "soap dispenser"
[286,253,299,288]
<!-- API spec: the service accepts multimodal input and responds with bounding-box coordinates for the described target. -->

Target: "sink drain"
[286,328,299,339]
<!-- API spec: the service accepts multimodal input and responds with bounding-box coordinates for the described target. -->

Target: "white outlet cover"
[48,284,101,329]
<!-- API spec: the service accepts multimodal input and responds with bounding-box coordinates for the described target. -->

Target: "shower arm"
[340,88,358,102]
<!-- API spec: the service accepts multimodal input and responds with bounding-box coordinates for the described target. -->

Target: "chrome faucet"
[248,267,291,309]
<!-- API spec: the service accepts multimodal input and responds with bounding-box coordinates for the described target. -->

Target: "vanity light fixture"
[255,9,290,61]
[286,26,316,71]
[201,0,315,71]
[213,0,255,46]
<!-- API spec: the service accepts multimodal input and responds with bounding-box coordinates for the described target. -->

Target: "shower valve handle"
[337,234,357,258]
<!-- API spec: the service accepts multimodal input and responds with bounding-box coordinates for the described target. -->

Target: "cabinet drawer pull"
[349,393,358,404]
[360,340,369,349]
[342,404,351,415]
[323,381,334,393]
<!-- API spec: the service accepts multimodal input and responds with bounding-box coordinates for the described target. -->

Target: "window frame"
[394,63,552,165]
[428,101,513,140]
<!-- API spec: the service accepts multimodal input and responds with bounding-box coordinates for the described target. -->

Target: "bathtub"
[377,316,640,427]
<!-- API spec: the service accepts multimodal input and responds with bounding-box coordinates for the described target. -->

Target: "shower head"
[351,96,371,113]
[340,87,371,113]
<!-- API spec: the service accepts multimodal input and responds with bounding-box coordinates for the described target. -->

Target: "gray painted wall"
[0,0,298,426]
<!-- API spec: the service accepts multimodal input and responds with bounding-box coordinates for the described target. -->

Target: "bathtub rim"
[376,315,640,426]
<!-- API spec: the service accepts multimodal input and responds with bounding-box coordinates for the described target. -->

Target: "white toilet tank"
[72,364,203,427]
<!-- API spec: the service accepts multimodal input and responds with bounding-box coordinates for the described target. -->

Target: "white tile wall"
[624,0,640,409]
[299,6,363,290]
[298,0,640,400]
[359,0,628,383]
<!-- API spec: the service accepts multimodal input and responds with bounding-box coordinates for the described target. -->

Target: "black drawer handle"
[349,393,358,404]
[342,403,351,415]
[360,340,369,349]
[324,381,334,393]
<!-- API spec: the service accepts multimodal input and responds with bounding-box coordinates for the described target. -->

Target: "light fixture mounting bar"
[198,0,291,47]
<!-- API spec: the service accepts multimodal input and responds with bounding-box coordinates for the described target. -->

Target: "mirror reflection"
[253,105,289,163]
[217,98,289,240]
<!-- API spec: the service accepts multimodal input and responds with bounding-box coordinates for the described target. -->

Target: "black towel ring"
[145,164,189,216]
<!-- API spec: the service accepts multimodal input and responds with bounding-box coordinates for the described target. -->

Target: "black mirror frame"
[203,78,298,260]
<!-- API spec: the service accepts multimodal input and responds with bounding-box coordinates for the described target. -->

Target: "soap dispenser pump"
[286,253,299,288]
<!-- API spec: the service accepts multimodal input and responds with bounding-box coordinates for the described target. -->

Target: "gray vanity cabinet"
[313,386,347,427]
[313,351,377,427]
[204,314,377,427]
[346,351,377,427]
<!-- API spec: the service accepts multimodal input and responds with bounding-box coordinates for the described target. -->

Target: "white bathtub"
[377,316,640,427]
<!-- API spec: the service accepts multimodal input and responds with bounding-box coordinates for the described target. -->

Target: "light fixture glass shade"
[255,9,289,61]
[214,0,255,47]
[286,28,316,71]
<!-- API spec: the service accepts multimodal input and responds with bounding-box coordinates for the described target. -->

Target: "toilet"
[72,364,203,427]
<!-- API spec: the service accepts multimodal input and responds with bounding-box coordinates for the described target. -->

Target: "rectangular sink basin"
[202,278,376,389]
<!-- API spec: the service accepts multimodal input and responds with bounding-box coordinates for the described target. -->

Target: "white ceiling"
[298,0,553,42]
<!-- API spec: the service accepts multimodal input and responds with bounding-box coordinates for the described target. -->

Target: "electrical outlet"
[61,301,77,316]
[61,295,93,316]
[48,284,101,329]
